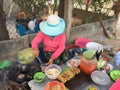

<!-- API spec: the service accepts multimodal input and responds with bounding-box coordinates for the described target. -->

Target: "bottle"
[80,56,97,75]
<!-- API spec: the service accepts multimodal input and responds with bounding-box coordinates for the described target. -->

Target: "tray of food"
[57,67,90,90]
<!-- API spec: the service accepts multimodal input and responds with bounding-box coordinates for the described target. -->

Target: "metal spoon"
[36,56,42,65]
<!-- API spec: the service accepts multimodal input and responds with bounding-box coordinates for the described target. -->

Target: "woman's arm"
[31,32,45,56]
[31,31,44,49]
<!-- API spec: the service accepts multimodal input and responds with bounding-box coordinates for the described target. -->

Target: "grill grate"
[64,71,91,90]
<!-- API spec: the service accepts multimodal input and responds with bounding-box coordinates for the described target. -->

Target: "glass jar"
[80,56,97,75]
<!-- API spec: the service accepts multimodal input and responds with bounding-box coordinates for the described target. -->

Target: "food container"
[66,56,81,67]
[91,70,110,85]
[15,19,39,36]
[44,81,66,90]
[110,70,120,81]
[45,64,61,80]
[80,56,97,75]
[16,74,26,83]
[86,85,100,90]
[20,64,31,73]
[33,72,45,83]
[86,42,103,52]
[40,63,48,72]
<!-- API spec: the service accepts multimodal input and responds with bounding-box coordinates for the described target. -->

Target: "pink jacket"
[31,32,66,60]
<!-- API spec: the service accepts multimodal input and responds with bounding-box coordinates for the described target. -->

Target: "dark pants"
[35,47,61,64]
[35,47,70,64]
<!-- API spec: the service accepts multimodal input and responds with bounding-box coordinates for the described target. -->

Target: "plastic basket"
[75,38,91,48]
[15,20,39,36]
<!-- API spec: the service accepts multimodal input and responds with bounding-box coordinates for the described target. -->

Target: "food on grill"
[57,67,80,83]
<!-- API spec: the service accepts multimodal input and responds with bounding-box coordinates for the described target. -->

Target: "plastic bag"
[0,70,9,84]
[0,60,12,69]
[17,48,35,64]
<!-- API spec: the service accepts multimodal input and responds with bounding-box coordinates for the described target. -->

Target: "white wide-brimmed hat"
[40,14,66,36]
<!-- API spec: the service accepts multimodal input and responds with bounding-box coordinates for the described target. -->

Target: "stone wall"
[0,34,36,63]
[70,18,114,42]
[0,18,114,63]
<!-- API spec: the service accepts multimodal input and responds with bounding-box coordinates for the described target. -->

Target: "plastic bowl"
[45,64,61,80]
[33,72,45,83]
[66,56,81,67]
[66,60,72,67]
[110,70,120,81]
[86,42,103,52]
[91,70,110,85]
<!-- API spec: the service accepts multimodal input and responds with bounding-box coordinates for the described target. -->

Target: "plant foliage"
[13,0,50,18]
[73,0,114,23]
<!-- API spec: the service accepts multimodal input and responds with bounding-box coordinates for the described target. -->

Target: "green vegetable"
[83,50,95,60]
[97,59,106,69]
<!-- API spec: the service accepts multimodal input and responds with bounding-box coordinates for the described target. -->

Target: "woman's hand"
[33,48,39,57]
[47,58,53,65]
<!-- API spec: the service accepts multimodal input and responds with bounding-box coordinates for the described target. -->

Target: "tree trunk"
[58,0,65,18]
[64,0,73,43]
[53,0,57,14]
[0,0,9,41]
[113,1,120,39]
